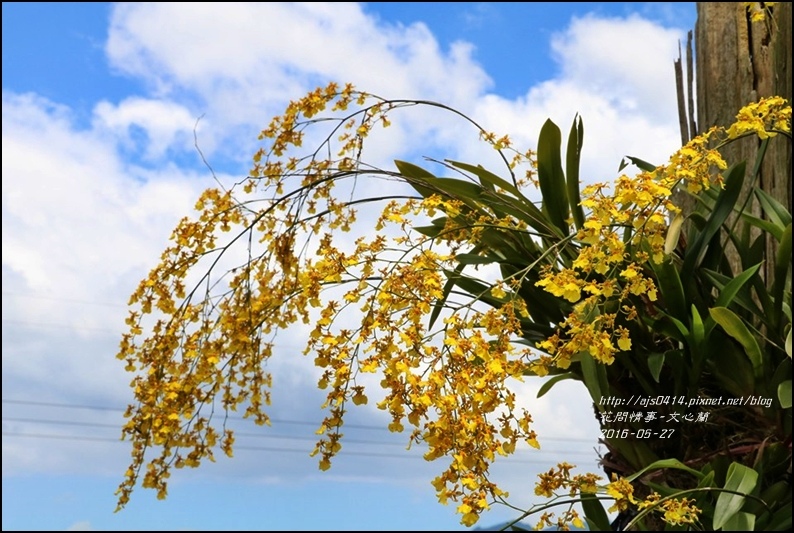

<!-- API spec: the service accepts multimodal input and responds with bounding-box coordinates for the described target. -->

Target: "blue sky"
[2,2,696,530]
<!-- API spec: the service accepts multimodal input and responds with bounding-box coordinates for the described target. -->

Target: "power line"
[1,319,121,333]
[2,398,381,431]
[2,398,601,444]
[3,399,125,412]
[1,431,599,464]
[1,417,598,456]
[2,291,124,307]
[0,417,407,448]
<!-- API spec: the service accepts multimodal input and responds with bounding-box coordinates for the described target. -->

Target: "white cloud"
[93,97,198,160]
[1,91,204,313]
[551,14,683,121]
[105,2,492,103]
[461,15,685,187]
[104,2,492,157]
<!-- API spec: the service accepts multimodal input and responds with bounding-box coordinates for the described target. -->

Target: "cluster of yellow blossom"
[531,95,790,375]
[115,78,789,527]
[530,465,702,530]
[116,82,541,526]
[726,95,791,140]
[744,2,777,23]
[534,462,601,499]
[638,491,702,527]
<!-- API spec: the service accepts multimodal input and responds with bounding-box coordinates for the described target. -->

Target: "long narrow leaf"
[756,187,792,228]
[691,304,705,348]
[566,115,585,230]
[713,462,759,530]
[779,380,792,409]
[579,351,604,409]
[707,262,763,337]
[394,159,438,194]
[740,211,784,241]
[647,352,665,383]
[428,255,473,330]
[682,162,746,274]
[722,512,755,531]
[709,307,763,379]
[536,119,569,235]
[454,253,499,265]
[651,257,687,322]
[702,268,764,317]
[536,373,575,398]
[714,263,762,309]
[480,189,559,238]
[581,493,611,531]
[625,458,704,482]
[447,160,532,204]
[772,223,792,331]
[620,155,658,172]
[395,160,484,213]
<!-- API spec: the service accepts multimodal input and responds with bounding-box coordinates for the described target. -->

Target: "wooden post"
[690,2,791,279]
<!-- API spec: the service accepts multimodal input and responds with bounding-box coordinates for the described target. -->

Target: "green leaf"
[702,268,764,317]
[479,188,558,237]
[691,304,705,348]
[395,160,484,212]
[713,462,759,530]
[414,225,441,238]
[707,262,763,338]
[755,187,793,228]
[778,380,792,409]
[647,352,665,383]
[714,263,762,309]
[535,372,575,398]
[740,211,784,241]
[581,492,611,532]
[425,177,484,204]
[441,270,502,308]
[537,119,569,236]
[394,159,438,191]
[773,223,792,330]
[454,253,498,265]
[650,255,687,322]
[625,458,704,482]
[697,469,716,490]
[566,115,585,230]
[428,259,469,330]
[579,351,608,409]
[664,212,685,256]
[620,155,658,172]
[764,501,793,531]
[666,314,691,340]
[683,162,746,274]
[709,307,763,379]
[759,480,790,511]
[447,160,531,204]
[722,512,755,531]
[707,336,756,397]
[786,327,792,358]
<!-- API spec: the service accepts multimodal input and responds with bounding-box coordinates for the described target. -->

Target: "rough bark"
[692,2,792,280]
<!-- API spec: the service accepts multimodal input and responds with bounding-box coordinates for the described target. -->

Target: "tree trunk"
[693,1,792,280]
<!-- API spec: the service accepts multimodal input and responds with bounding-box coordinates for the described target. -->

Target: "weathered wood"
[686,30,697,139]
[675,44,689,145]
[693,2,791,280]
[675,31,698,146]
